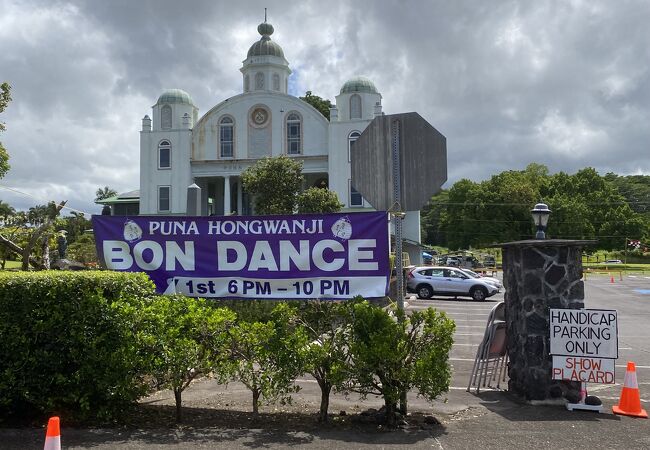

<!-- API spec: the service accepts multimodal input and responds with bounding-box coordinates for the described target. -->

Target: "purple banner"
[92,212,389,299]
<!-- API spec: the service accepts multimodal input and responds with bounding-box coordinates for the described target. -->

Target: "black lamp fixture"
[531,202,551,239]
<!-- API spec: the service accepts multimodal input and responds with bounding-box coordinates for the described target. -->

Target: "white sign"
[549,309,618,358]
[552,356,615,384]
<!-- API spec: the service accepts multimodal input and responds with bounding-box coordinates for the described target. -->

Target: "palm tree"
[0,200,15,224]
[95,186,118,201]
[11,211,27,226]
[27,204,49,227]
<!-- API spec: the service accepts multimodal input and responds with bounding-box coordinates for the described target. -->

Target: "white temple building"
[101,20,424,264]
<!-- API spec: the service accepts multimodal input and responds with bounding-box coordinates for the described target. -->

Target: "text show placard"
[552,356,615,383]
[92,212,390,299]
[549,308,618,384]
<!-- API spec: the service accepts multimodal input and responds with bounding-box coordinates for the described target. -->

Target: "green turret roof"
[247,22,285,58]
[156,89,195,106]
[340,76,378,94]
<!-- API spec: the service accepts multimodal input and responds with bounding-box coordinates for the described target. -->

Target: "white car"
[460,269,502,291]
[406,266,499,301]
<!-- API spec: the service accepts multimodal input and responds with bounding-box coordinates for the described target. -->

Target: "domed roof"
[340,76,379,94]
[156,89,195,106]
[247,22,285,58]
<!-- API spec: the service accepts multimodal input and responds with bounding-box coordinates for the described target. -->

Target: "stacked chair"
[467,301,508,393]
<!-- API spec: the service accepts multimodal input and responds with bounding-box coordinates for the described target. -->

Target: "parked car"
[460,268,502,291]
[406,266,499,301]
[422,251,434,265]
[483,256,496,267]
[605,259,622,264]
[446,257,460,267]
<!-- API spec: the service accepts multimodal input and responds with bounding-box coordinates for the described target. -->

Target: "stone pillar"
[500,239,595,402]
[237,180,243,215]
[186,183,201,216]
[223,176,231,216]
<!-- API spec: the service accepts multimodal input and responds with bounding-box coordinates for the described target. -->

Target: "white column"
[237,180,243,215]
[223,176,231,216]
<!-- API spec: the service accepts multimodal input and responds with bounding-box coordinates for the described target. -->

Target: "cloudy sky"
[1,0,649,215]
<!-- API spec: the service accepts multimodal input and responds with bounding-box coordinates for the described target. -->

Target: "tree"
[22,201,66,269]
[27,204,49,227]
[0,222,28,269]
[421,190,448,246]
[345,301,455,426]
[598,205,647,250]
[95,186,118,201]
[296,187,343,214]
[66,233,98,265]
[604,173,650,218]
[0,200,15,224]
[545,193,594,240]
[241,156,304,215]
[0,82,11,178]
[138,296,236,423]
[424,165,649,250]
[295,301,351,422]
[57,211,92,244]
[0,201,69,270]
[227,303,306,416]
[300,91,333,120]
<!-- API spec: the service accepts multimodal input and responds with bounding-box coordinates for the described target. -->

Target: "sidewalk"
[2,377,648,449]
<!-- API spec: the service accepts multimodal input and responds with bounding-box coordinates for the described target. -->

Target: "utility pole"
[391,118,405,312]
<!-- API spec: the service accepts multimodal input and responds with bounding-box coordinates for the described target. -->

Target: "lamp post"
[531,203,551,239]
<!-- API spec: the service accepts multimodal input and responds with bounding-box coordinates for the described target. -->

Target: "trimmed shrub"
[211,299,305,323]
[227,302,307,416]
[136,295,236,423]
[346,300,455,426]
[0,271,156,424]
[295,300,352,422]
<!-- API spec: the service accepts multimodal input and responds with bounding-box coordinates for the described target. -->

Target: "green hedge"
[0,271,456,426]
[0,271,156,423]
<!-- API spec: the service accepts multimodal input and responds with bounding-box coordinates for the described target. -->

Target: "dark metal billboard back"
[351,112,447,211]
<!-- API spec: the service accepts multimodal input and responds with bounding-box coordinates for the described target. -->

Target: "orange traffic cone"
[613,362,648,418]
[43,416,61,450]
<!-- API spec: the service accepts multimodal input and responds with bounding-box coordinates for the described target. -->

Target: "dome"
[340,76,379,94]
[156,89,195,106]
[247,22,285,58]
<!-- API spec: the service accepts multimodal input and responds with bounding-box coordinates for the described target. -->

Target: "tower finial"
[264,8,267,22]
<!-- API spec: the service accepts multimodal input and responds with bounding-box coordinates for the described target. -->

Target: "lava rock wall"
[502,241,588,402]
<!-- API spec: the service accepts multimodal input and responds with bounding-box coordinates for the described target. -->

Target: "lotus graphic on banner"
[92,212,390,299]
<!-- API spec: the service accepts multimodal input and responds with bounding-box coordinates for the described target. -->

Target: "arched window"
[255,72,264,90]
[348,130,361,162]
[273,73,280,91]
[286,113,301,155]
[161,105,172,129]
[244,75,250,92]
[350,94,362,119]
[158,140,171,169]
[219,116,234,158]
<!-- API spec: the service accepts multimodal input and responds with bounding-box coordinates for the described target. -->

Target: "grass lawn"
[584,263,650,274]
[1,260,22,269]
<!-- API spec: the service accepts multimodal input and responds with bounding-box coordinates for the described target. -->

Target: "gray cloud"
[0,0,648,214]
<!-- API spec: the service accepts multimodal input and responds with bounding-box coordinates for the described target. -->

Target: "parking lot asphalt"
[2,273,649,449]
